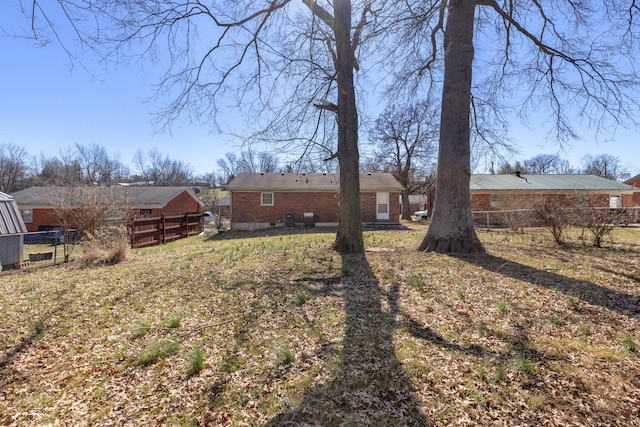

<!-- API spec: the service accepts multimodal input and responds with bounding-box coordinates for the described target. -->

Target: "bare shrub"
[574,206,614,248]
[532,197,574,246]
[80,225,130,266]
[52,186,132,262]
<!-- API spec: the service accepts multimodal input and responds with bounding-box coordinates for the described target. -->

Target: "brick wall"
[26,208,60,232]
[163,191,203,214]
[231,190,402,224]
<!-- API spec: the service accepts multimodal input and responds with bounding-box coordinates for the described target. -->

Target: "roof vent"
[260,173,264,176]
[515,171,521,178]
[281,173,285,176]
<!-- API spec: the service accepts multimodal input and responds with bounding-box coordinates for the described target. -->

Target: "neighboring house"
[226,172,403,230]
[0,192,28,268]
[624,174,640,206]
[11,186,206,232]
[413,173,637,217]
[407,194,428,213]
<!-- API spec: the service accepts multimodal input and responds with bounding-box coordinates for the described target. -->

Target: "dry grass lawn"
[1,223,639,426]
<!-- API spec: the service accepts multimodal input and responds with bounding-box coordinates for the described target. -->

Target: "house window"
[21,209,33,223]
[139,209,152,215]
[261,192,274,206]
[490,195,502,208]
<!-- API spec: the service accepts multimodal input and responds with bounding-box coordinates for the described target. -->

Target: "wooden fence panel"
[130,212,203,248]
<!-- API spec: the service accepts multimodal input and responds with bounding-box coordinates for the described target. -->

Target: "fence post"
[162,214,166,244]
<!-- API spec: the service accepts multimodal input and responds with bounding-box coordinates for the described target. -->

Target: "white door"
[376,192,390,220]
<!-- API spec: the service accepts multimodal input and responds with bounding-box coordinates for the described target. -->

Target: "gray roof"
[470,174,638,193]
[10,186,205,209]
[0,192,28,235]
[227,172,403,192]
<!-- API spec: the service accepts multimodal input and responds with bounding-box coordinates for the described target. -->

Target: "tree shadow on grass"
[451,252,640,319]
[265,254,431,426]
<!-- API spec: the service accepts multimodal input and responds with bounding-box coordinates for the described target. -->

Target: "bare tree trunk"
[332,0,363,254]
[419,0,484,253]
[401,190,412,220]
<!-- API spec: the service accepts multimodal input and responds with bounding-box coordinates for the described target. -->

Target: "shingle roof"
[0,192,27,235]
[470,174,638,193]
[227,172,403,192]
[10,186,205,209]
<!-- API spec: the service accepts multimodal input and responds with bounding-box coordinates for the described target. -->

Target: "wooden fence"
[129,212,203,249]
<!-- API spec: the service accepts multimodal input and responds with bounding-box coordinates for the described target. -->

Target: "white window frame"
[21,209,33,223]
[490,194,502,208]
[261,192,274,206]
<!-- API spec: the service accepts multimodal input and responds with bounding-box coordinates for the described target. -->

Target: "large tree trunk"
[332,0,364,254]
[401,189,412,220]
[419,0,484,253]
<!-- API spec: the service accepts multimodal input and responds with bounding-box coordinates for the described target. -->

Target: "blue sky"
[1,4,639,178]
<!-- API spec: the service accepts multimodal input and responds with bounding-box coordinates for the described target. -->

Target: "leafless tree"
[132,148,193,185]
[239,149,280,174]
[75,143,128,185]
[367,100,438,220]
[524,154,570,175]
[384,1,640,253]
[0,143,31,193]
[216,152,243,186]
[22,0,375,252]
[37,148,83,185]
[581,154,623,180]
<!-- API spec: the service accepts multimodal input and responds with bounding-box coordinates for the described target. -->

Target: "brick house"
[11,186,205,232]
[410,174,638,219]
[226,172,403,230]
[624,174,640,206]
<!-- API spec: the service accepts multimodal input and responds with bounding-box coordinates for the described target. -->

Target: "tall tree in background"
[216,153,242,186]
[238,150,280,174]
[524,154,571,175]
[132,148,194,185]
[0,143,31,193]
[581,154,623,180]
[22,0,372,253]
[75,143,128,185]
[368,101,438,220]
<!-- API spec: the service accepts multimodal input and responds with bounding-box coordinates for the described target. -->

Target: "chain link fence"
[473,207,640,248]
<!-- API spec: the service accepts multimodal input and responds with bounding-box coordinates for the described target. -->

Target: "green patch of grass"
[566,296,577,309]
[622,335,636,352]
[296,294,307,306]
[185,347,205,377]
[166,314,181,328]
[134,340,180,366]
[549,316,563,326]
[511,344,535,374]
[497,302,509,316]
[133,320,151,338]
[578,324,591,336]
[406,275,424,291]
[221,355,245,373]
[493,365,507,383]
[277,347,295,366]
[31,318,46,337]
[340,266,350,277]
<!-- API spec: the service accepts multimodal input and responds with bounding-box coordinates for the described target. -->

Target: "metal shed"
[0,192,28,268]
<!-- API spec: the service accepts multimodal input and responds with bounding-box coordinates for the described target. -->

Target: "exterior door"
[376,192,390,220]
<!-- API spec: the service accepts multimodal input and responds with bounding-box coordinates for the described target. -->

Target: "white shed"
[0,192,28,268]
